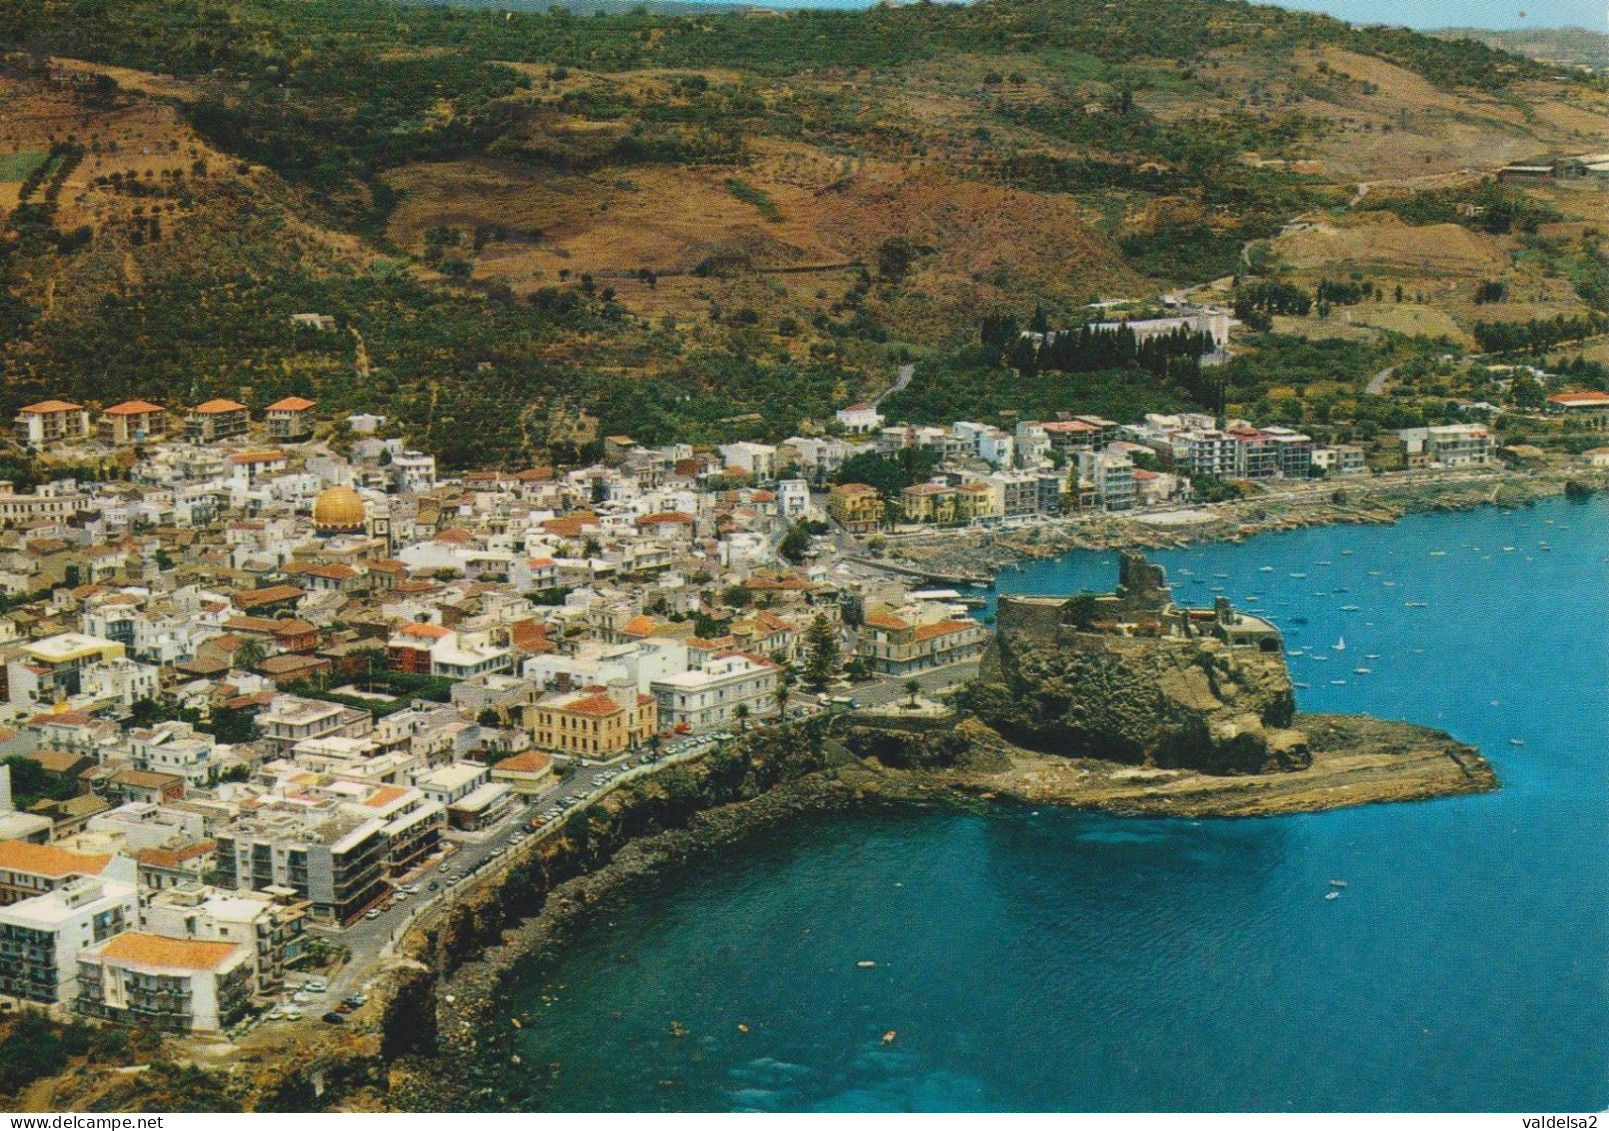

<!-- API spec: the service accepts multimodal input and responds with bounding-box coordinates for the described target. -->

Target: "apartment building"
[0,877,136,1005]
[264,396,317,442]
[185,399,250,443]
[254,695,372,756]
[827,483,883,533]
[14,400,90,448]
[213,809,388,925]
[530,685,656,759]
[76,932,253,1033]
[98,401,167,445]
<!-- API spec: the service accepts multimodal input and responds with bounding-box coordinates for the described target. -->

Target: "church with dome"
[311,485,369,536]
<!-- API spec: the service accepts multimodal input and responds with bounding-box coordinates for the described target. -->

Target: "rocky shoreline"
[385,710,1493,1110]
[887,468,1606,581]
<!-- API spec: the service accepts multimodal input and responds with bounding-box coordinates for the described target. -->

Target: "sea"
[487,494,1608,1112]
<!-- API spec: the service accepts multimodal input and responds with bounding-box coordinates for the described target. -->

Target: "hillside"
[1426,27,1609,74]
[0,0,1606,468]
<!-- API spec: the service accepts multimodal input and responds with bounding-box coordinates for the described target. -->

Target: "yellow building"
[900,482,957,525]
[530,688,657,760]
[857,608,988,675]
[827,482,884,533]
[954,481,1001,523]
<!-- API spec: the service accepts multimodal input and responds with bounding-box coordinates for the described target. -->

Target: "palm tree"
[904,678,921,707]
[234,636,267,671]
[733,703,751,732]
[775,668,794,719]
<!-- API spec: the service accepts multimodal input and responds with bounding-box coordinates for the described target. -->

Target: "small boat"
[1367,570,1381,576]
[1382,581,1397,587]
[1287,649,1306,657]
[856,960,878,969]
[1325,891,1340,901]
[1329,880,1348,888]
[1333,586,1350,593]
[1354,667,1371,675]
[882,1030,897,1045]
[1509,738,1525,747]
[1293,681,1310,689]
[1316,560,1332,567]
[1210,585,1224,592]
[1503,546,1515,552]
[1177,568,1194,575]
[1213,572,1228,578]
[1309,654,1328,662]
[1244,595,1260,602]
[1404,601,1428,608]
[1259,565,1274,572]
[1429,550,1447,557]
[1365,653,1379,660]
[1341,550,1354,556]
[1330,678,1347,685]
[1289,572,1307,579]
[1340,605,1359,612]
[1332,636,1346,651]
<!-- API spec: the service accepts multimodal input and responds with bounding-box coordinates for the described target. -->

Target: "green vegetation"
[0,150,47,182]
[1361,181,1561,235]
[834,448,941,497]
[725,178,781,223]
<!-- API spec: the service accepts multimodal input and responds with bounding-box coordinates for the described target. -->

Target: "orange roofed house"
[14,400,90,448]
[530,686,656,760]
[75,932,253,1033]
[265,396,317,441]
[857,607,987,676]
[186,399,249,443]
[98,400,168,445]
[1546,391,1609,431]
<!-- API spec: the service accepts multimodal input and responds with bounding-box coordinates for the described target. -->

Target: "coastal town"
[0,328,1602,1046]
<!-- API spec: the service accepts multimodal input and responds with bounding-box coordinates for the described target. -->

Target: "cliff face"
[971,595,1309,775]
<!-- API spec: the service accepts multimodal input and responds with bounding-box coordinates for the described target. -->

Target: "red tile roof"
[266,396,316,412]
[93,932,240,972]
[18,399,83,414]
[191,398,246,414]
[103,400,164,415]
[0,841,113,877]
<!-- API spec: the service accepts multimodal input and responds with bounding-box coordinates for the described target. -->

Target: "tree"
[804,614,840,691]
[234,637,267,671]
[904,678,921,706]
[733,703,750,731]
[779,520,811,564]
[476,707,502,728]
[776,667,794,717]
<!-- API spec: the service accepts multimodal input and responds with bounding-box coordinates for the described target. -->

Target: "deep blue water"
[493,496,1608,1112]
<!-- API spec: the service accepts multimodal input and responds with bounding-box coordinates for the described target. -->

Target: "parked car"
[306,979,328,993]
[322,1012,346,1024]
[428,880,440,891]
[283,1009,302,1022]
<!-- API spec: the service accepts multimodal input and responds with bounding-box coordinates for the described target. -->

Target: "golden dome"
[312,485,367,532]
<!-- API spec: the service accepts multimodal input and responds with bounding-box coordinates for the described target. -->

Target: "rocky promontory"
[967,550,1312,775]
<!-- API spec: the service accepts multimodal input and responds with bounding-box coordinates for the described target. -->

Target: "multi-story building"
[1226,428,1279,479]
[835,403,884,434]
[5,632,127,708]
[213,810,388,925]
[652,653,780,734]
[0,877,136,1005]
[185,399,250,443]
[254,695,372,756]
[1397,424,1494,468]
[776,479,811,520]
[0,480,88,524]
[857,610,987,675]
[128,722,222,789]
[0,840,134,907]
[1076,448,1137,511]
[900,482,958,524]
[1261,426,1315,478]
[76,932,253,1033]
[827,483,883,533]
[1311,445,1367,477]
[98,400,167,445]
[264,396,317,442]
[954,481,1002,523]
[139,884,307,1002]
[718,442,777,481]
[530,685,656,759]
[14,400,90,448]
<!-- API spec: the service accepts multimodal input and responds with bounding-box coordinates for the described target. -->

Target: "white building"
[1077,448,1137,511]
[651,652,780,733]
[0,877,137,1005]
[76,931,253,1032]
[718,442,777,481]
[835,402,884,434]
[776,479,811,520]
[1398,425,1494,468]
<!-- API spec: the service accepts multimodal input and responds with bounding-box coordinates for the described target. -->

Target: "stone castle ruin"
[971,551,1310,775]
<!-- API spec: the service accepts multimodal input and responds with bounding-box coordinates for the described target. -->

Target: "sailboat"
[1332,636,1346,652]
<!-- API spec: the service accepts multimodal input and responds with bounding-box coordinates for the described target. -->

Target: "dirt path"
[1366,362,1397,395]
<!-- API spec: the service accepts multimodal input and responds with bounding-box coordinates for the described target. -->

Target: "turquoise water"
[493,496,1608,1112]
